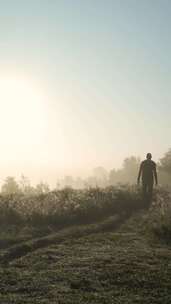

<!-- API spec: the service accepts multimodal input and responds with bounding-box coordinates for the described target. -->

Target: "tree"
[1,176,20,195]
[109,169,117,185]
[122,156,141,183]
[109,156,140,185]
[159,149,171,176]
[35,182,50,195]
[19,175,35,195]
[93,167,108,187]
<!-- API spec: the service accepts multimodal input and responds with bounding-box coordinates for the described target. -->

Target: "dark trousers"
[142,180,153,206]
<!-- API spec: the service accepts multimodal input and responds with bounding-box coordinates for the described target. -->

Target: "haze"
[0,0,170,186]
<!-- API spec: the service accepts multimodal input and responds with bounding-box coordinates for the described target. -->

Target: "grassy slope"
[0,212,171,304]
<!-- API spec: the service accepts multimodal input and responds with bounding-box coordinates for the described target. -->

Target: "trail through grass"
[0,209,171,303]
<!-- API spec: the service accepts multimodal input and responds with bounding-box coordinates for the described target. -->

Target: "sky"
[0,0,170,185]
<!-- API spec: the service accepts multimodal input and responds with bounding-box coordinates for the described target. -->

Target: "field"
[0,186,171,303]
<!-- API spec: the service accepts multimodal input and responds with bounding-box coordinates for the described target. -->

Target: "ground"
[0,211,171,303]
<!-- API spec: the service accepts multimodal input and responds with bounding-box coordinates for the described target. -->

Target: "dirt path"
[0,211,171,303]
[0,213,125,264]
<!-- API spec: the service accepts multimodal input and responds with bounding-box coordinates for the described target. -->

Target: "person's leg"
[148,181,153,205]
[142,182,148,204]
[143,182,153,208]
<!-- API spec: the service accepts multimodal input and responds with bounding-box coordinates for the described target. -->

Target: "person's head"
[146,153,152,160]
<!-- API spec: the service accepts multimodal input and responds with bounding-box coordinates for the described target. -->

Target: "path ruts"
[0,213,128,264]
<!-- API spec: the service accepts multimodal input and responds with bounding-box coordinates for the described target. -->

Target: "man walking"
[137,153,158,205]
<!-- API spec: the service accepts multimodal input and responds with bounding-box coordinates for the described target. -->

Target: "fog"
[1,149,171,193]
[0,1,171,190]
[0,1,170,189]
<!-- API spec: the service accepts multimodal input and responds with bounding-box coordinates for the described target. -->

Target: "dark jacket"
[138,159,158,184]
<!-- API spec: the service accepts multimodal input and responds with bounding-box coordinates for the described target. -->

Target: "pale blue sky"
[0,0,170,183]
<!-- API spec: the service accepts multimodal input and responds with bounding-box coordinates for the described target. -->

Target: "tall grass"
[0,185,142,227]
[0,185,171,244]
[148,187,171,242]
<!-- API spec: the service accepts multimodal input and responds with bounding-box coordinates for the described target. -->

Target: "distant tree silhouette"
[1,176,20,195]
[158,149,171,185]
[123,156,141,183]
[35,182,50,194]
[159,149,171,176]
[109,168,117,184]
[92,167,108,187]
[109,156,140,185]
[19,175,35,195]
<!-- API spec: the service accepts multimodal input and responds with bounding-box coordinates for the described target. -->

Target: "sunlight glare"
[0,74,48,157]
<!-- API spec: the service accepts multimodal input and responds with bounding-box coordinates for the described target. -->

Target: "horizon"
[0,1,170,186]
[0,151,167,188]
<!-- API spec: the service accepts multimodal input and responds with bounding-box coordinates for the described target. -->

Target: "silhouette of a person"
[137,153,158,205]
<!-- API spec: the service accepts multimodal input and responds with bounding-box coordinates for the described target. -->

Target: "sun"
[0,74,48,158]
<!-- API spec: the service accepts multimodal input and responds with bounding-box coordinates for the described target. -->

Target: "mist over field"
[0,1,170,188]
[0,1,171,303]
[0,149,171,193]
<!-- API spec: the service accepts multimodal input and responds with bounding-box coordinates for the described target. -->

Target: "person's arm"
[153,163,158,185]
[137,162,143,184]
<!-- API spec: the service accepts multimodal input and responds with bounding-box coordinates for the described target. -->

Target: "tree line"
[1,149,171,195]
